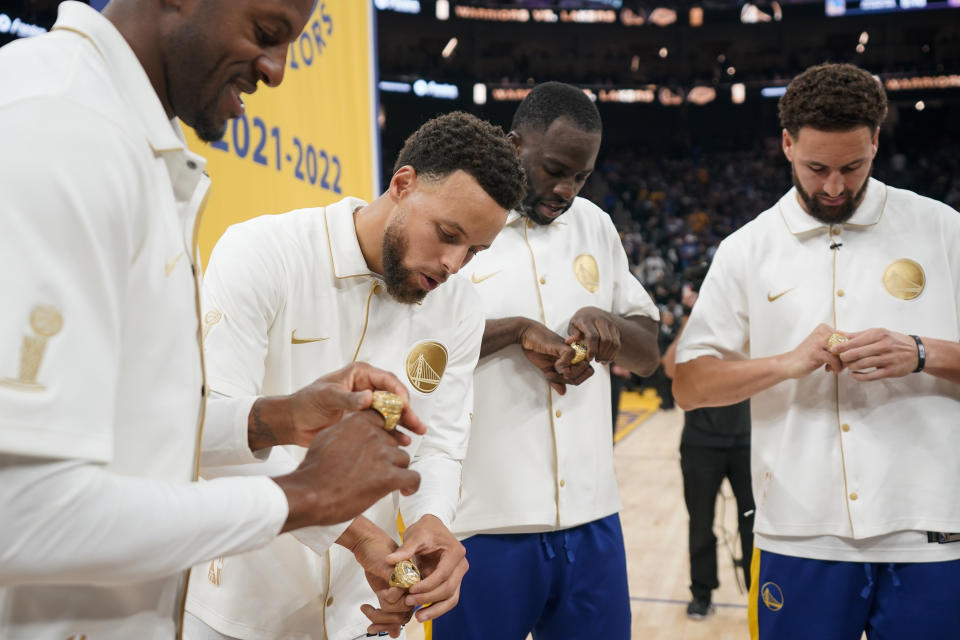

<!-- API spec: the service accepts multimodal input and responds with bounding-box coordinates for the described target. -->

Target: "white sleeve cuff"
[200,393,257,467]
[398,455,461,529]
[291,521,352,555]
[199,395,259,469]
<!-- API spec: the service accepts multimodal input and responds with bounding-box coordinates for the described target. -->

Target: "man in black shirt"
[663,288,754,620]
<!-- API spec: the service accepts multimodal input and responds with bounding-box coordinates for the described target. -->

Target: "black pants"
[647,365,674,409]
[680,444,754,601]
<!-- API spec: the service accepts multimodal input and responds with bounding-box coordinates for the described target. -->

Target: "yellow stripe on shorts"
[748,547,761,640]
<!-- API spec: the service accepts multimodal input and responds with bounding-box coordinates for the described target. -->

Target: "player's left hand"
[830,328,920,381]
[359,582,412,638]
[344,518,414,637]
[560,306,622,367]
[385,515,469,623]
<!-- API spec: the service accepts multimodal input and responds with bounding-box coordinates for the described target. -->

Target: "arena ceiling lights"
[485,84,722,106]
[378,72,958,106]
[374,0,423,14]
[378,78,460,100]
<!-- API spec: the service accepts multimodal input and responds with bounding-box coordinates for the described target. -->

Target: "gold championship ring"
[570,341,588,365]
[371,391,403,431]
[827,333,848,348]
[389,559,422,588]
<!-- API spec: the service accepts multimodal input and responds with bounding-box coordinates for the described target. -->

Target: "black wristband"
[910,335,925,373]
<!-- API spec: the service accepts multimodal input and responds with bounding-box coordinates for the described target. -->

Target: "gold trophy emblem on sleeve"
[202,310,222,341]
[2,305,63,392]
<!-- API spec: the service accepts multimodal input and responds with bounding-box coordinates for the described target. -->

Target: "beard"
[193,104,228,143]
[792,164,870,225]
[518,166,573,226]
[519,194,555,226]
[166,17,229,143]
[382,216,426,304]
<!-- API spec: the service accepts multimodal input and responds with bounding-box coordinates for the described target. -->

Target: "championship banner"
[185,1,380,266]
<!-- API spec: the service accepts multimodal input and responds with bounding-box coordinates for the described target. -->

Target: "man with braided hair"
[183,112,525,640]
[674,63,960,639]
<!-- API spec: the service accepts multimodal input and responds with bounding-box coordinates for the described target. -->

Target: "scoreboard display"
[826,0,960,15]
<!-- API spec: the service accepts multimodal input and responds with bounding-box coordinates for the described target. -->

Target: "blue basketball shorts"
[430,513,631,640]
[749,548,960,640]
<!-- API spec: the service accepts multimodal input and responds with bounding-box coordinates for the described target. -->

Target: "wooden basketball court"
[407,390,750,639]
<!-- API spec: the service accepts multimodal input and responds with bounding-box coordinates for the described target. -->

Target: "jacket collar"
[778,178,888,235]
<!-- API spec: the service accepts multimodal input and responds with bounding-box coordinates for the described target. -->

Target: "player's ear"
[507,130,522,153]
[781,129,795,162]
[388,165,418,202]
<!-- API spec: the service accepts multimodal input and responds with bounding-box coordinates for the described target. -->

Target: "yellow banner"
[185,1,379,266]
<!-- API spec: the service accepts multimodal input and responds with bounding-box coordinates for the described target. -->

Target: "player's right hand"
[285,362,428,445]
[517,320,594,394]
[779,323,846,379]
[274,411,421,531]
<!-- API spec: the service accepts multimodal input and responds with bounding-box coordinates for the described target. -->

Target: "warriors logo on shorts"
[761,582,784,612]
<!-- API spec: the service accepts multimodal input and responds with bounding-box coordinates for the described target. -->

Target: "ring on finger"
[827,333,848,348]
[371,391,404,431]
[390,559,422,588]
[570,341,588,365]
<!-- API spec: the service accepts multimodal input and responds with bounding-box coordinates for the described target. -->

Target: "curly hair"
[510,81,601,135]
[393,111,525,211]
[779,63,888,136]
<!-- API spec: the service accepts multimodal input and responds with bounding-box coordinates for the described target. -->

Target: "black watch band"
[910,334,925,373]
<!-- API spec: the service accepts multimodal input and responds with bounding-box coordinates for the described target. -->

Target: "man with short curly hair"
[393,111,529,215]
[674,62,960,639]
[183,112,524,640]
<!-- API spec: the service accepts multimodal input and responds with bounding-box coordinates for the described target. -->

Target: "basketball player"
[0,1,424,639]
[673,63,960,639]
[432,82,661,640]
[184,112,525,640]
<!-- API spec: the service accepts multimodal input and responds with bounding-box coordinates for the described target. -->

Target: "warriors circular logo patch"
[761,582,784,612]
[406,341,448,394]
[573,254,599,293]
[882,259,925,300]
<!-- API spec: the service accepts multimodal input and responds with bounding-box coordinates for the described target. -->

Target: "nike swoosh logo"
[767,288,794,302]
[165,252,184,276]
[471,270,502,284]
[291,330,328,344]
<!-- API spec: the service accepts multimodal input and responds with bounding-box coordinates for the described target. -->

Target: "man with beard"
[182,112,525,640]
[1,2,427,639]
[431,82,661,640]
[673,63,960,639]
